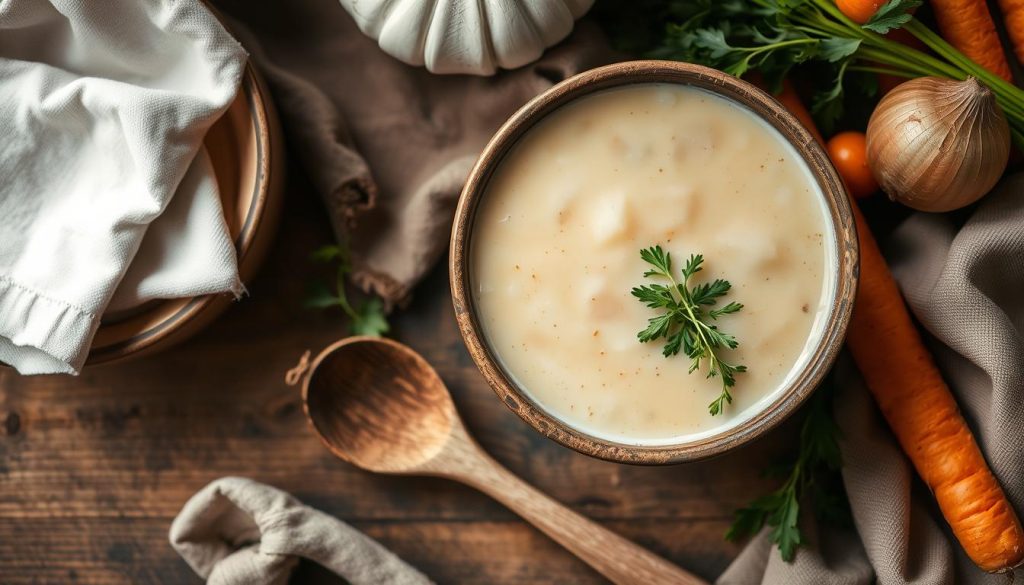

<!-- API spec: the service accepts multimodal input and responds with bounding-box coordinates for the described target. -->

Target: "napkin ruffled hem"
[0,275,99,375]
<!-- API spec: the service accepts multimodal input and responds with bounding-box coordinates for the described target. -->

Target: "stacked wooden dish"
[85,65,285,365]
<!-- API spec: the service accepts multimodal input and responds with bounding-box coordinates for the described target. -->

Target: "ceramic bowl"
[450,61,858,464]
[85,63,285,365]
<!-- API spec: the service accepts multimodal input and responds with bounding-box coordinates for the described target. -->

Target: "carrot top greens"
[595,0,1024,144]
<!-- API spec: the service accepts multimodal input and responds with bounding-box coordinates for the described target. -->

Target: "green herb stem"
[797,0,1024,124]
[306,244,391,337]
[854,46,940,78]
[335,268,362,323]
[867,38,965,80]
[846,64,916,79]
[903,20,1024,119]
[813,8,1024,125]
[794,3,967,83]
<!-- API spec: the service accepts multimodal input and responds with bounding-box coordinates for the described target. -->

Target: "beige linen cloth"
[170,477,432,585]
[210,0,615,305]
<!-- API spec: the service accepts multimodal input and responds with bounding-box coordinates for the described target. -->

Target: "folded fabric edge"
[0,275,99,375]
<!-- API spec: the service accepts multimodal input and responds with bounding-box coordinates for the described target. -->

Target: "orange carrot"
[774,80,826,144]
[931,0,1013,80]
[848,212,1024,573]
[837,0,1013,81]
[997,0,1024,64]
[836,0,885,24]
[776,82,1024,573]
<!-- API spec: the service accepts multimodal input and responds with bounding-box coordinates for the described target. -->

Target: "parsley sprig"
[726,382,850,561]
[306,244,390,337]
[631,246,746,415]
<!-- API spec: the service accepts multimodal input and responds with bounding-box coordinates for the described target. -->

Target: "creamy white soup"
[471,83,835,445]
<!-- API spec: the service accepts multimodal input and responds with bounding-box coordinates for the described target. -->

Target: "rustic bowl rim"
[450,60,859,465]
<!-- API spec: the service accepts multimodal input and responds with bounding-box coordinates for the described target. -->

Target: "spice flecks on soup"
[470,84,834,444]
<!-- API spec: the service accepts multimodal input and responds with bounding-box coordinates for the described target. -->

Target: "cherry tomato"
[827,131,878,200]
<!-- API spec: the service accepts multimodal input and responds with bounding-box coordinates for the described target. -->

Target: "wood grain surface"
[0,168,802,584]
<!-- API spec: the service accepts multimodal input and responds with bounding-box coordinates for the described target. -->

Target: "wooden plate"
[85,64,285,365]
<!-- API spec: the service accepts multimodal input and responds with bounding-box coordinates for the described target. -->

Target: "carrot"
[931,0,1013,81]
[774,81,1024,573]
[774,80,826,144]
[836,0,885,24]
[997,0,1024,64]
[848,217,1024,573]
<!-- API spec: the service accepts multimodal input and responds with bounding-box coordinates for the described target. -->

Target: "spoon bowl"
[302,337,455,473]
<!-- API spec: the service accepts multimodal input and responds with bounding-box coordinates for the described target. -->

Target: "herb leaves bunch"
[650,0,917,134]
[632,246,746,415]
[306,244,390,337]
[599,0,1024,144]
[726,383,850,561]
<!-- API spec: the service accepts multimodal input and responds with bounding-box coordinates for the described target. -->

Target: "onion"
[866,77,1010,212]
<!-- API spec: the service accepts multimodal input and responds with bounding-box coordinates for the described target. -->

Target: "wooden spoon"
[299,336,707,585]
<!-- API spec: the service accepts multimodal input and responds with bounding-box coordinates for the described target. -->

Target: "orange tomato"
[836,0,883,24]
[827,131,878,199]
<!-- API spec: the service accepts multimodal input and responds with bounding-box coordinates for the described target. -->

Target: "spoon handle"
[438,444,708,585]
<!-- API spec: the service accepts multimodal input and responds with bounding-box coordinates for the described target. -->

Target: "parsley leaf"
[772,495,803,560]
[693,28,736,59]
[632,245,747,415]
[863,0,922,34]
[306,244,390,338]
[350,297,390,337]
[819,37,861,62]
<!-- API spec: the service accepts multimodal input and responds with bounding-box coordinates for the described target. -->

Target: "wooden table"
[0,169,800,584]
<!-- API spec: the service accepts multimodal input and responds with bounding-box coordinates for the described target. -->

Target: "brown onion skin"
[866,77,1009,212]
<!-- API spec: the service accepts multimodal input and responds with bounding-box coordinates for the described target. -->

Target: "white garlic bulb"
[339,0,594,76]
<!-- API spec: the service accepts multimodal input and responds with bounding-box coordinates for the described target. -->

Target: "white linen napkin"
[0,0,248,374]
[106,147,242,314]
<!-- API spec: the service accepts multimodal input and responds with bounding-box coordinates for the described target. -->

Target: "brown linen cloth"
[720,174,1024,584]
[210,0,614,305]
[170,477,433,585]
